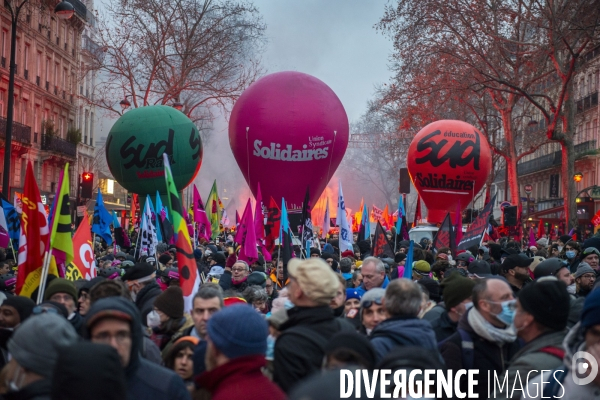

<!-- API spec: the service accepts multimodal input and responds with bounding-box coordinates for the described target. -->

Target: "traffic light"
[80,172,94,199]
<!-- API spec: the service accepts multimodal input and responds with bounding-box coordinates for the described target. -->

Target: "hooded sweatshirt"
[369,315,439,362]
[83,298,191,400]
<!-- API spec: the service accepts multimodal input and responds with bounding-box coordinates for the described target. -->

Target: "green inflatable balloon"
[105,105,202,194]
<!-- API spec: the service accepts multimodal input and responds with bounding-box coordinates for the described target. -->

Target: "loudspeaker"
[503,206,518,226]
[399,168,411,194]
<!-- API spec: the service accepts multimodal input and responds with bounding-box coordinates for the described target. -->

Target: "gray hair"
[383,279,422,317]
[339,257,353,273]
[234,260,250,271]
[194,283,224,308]
[242,285,269,303]
[362,257,385,273]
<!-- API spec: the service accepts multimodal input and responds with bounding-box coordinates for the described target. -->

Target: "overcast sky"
[193,0,395,211]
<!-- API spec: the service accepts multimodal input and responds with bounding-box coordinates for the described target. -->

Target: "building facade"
[0,0,96,203]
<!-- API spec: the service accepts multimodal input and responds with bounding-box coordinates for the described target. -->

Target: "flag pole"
[36,249,52,304]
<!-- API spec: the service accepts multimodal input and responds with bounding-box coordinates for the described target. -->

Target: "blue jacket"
[369,316,439,362]
[356,276,390,297]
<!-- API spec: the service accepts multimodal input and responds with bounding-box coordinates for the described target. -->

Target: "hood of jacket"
[562,321,587,367]
[370,316,437,350]
[83,297,143,378]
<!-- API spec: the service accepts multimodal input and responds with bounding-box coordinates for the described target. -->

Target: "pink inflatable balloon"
[229,71,349,212]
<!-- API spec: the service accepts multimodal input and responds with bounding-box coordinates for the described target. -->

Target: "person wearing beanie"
[558,234,572,249]
[195,305,285,400]
[84,297,190,400]
[524,288,600,398]
[412,260,431,280]
[309,248,322,258]
[494,278,571,400]
[122,262,162,327]
[44,278,84,332]
[427,273,476,342]
[3,313,78,399]
[574,262,596,298]
[344,288,361,316]
[0,296,35,329]
[150,286,193,359]
[273,258,355,393]
[158,253,174,272]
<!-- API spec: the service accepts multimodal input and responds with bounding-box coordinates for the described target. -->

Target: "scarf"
[232,276,248,286]
[467,308,516,345]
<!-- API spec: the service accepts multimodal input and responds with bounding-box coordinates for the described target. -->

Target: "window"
[45,58,50,82]
[593,119,598,142]
[1,30,7,60]
[21,100,27,125]
[24,44,29,76]
[585,122,591,142]
[588,74,593,94]
[580,79,585,97]
[36,52,41,77]
[54,63,58,86]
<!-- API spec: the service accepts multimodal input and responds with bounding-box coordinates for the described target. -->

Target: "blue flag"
[403,240,414,278]
[92,190,113,245]
[279,198,293,267]
[155,191,163,242]
[112,211,121,229]
[395,196,405,233]
[2,199,20,241]
[363,204,371,241]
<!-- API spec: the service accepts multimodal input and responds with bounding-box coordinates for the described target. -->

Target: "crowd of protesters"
[0,228,599,399]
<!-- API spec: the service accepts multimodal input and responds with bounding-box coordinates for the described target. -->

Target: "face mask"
[464,302,474,311]
[147,310,161,328]
[558,246,564,252]
[566,251,576,259]
[284,299,295,310]
[266,335,275,360]
[492,300,516,326]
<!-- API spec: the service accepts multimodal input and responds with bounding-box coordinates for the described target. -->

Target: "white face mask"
[558,246,564,252]
[147,310,161,328]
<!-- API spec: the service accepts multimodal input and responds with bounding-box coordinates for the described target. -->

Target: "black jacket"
[439,311,521,399]
[429,310,458,343]
[218,271,249,292]
[1,380,51,400]
[135,281,162,327]
[273,306,354,393]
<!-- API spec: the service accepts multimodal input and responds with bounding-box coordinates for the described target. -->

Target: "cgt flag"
[16,162,52,297]
[65,215,96,281]
[163,154,200,313]
[372,221,394,258]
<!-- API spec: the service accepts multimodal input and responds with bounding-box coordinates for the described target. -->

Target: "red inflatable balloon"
[407,120,492,225]
[229,71,349,211]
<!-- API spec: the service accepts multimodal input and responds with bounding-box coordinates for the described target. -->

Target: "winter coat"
[196,355,285,400]
[157,315,194,359]
[439,311,521,399]
[218,270,250,292]
[0,380,51,400]
[135,281,162,327]
[429,309,458,343]
[369,316,439,362]
[269,272,289,290]
[273,305,355,393]
[523,322,600,399]
[422,303,446,323]
[494,330,566,400]
[355,276,390,297]
[83,298,191,400]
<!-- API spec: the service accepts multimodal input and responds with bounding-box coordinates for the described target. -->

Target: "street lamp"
[574,172,583,183]
[1,0,74,198]
[120,97,131,112]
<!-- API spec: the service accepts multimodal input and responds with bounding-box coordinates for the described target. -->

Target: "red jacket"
[196,355,285,400]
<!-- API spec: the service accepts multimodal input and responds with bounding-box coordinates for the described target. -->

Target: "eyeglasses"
[579,274,596,280]
[92,331,131,344]
[231,268,246,272]
[361,298,383,309]
[583,248,600,256]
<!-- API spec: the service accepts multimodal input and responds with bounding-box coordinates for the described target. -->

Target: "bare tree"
[89,0,266,141]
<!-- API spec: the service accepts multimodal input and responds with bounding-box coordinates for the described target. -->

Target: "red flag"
[16,163,50,297]
[265,197,281,253]
[130,193,139,228]
[413,195,422,228]
[192,184,212,241]
[537,219,545,239]
[68,216,96,280]
[235,199,258,263]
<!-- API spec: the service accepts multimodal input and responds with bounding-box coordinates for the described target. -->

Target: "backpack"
[542,368,568,398]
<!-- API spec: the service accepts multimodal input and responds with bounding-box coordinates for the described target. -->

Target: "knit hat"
[158,254,172,265]
[193,249,203,260]
[581,289,600,329]
[121,262,155,281]
[211,252,226,266]
[153,286,184,320]
[287,258,339,305]
[533,258,567,279]
[341,250,355,259]
[156,243,169,254]
[441,272,475,310]
[413,260,431,275]
[536,238,548,247]
[1,296,35,323]
[518,278,570,331]
[346,288,361,301]
[559,235,572,245]
[582,237,600,253]
[395,253,407,263]
[359,288,386,309]
[417,278,440,302]
[115,252,128,260]
[310,248,322,257]
[44,278,78,302]
[574,262,596,279]
[206,304,267,359]
[247,271,267,288]
[8,313,78,378]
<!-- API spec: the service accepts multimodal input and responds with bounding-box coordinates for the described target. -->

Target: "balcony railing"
[576,92,599,114]
[41,134,77,158]
[70,0,95,25]
[514,139,598,177]
[0,117,32,145]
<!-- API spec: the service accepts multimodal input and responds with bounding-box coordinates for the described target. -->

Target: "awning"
[528,205,565,219]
